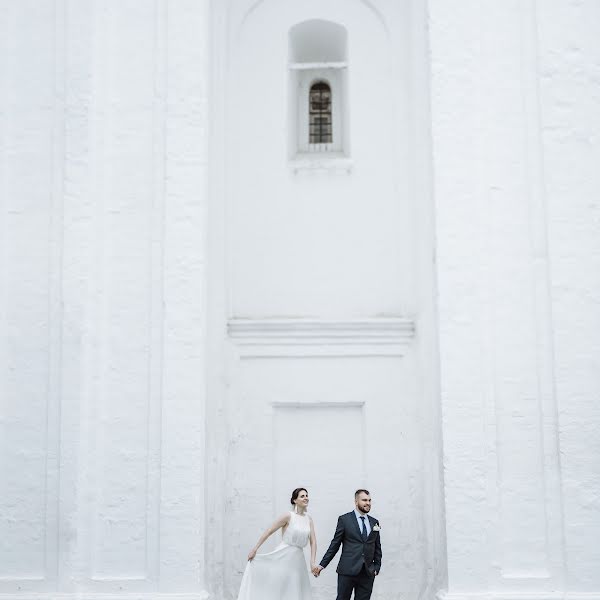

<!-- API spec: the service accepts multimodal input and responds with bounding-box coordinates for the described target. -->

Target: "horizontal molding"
[2,593,598,600]
[437,592,599,600]
[288,61,348,70]
[0,594,209,600]
[227,317,415,357]
[272,400,364,408]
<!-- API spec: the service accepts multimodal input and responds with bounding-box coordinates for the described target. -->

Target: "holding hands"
[311,564,323,577]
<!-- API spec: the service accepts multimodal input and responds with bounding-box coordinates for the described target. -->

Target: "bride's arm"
[309,516,317,569]
[247,513,291,560]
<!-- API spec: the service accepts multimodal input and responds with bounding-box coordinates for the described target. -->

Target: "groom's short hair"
[355,488,370,498]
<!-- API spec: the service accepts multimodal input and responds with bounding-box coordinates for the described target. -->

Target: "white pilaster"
[431,0,565,595]
[432,0,600,596]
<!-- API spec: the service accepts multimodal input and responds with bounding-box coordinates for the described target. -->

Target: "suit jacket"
[319,511,382,576]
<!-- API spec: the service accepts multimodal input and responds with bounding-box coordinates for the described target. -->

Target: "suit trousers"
[336,565,376,600]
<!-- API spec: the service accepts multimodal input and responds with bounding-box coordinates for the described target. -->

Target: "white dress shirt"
[354,509,371,537]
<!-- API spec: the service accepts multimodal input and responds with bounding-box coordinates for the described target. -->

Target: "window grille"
[309,82,332,144]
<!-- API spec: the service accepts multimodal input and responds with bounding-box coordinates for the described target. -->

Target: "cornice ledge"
[437,592,591,600]
[227,317,415,357]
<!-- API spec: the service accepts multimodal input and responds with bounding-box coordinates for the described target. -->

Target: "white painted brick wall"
[430,0,600,598]
[537,0,600,591]
[1,1,209,598]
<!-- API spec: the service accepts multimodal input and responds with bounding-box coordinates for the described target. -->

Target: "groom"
[313,489,382,600]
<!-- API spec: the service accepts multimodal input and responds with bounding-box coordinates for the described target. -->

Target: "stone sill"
[289,153,353,174]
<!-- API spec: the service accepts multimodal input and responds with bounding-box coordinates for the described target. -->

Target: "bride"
[236,487,317,600]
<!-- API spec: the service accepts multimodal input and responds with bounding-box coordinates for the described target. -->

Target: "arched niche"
[289,19,347,63]
[288,19,349,157]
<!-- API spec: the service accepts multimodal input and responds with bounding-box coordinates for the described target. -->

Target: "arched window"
[309,82,332,144]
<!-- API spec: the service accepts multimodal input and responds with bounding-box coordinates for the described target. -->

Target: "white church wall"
[1,1,599,600]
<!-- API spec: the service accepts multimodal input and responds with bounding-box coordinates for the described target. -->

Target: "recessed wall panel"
[273,403,364,598]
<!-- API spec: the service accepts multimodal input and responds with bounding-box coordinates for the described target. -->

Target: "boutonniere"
[373,523,381,532]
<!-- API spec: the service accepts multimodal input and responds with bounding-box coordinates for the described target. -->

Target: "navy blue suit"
[319,511,382,600]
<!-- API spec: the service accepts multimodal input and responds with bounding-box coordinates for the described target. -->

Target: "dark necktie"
[360,516,368,541]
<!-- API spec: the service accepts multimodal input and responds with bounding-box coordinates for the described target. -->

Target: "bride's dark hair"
[290,487,308,505]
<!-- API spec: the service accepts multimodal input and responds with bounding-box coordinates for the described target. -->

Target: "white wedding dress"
[236,511,313,600]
